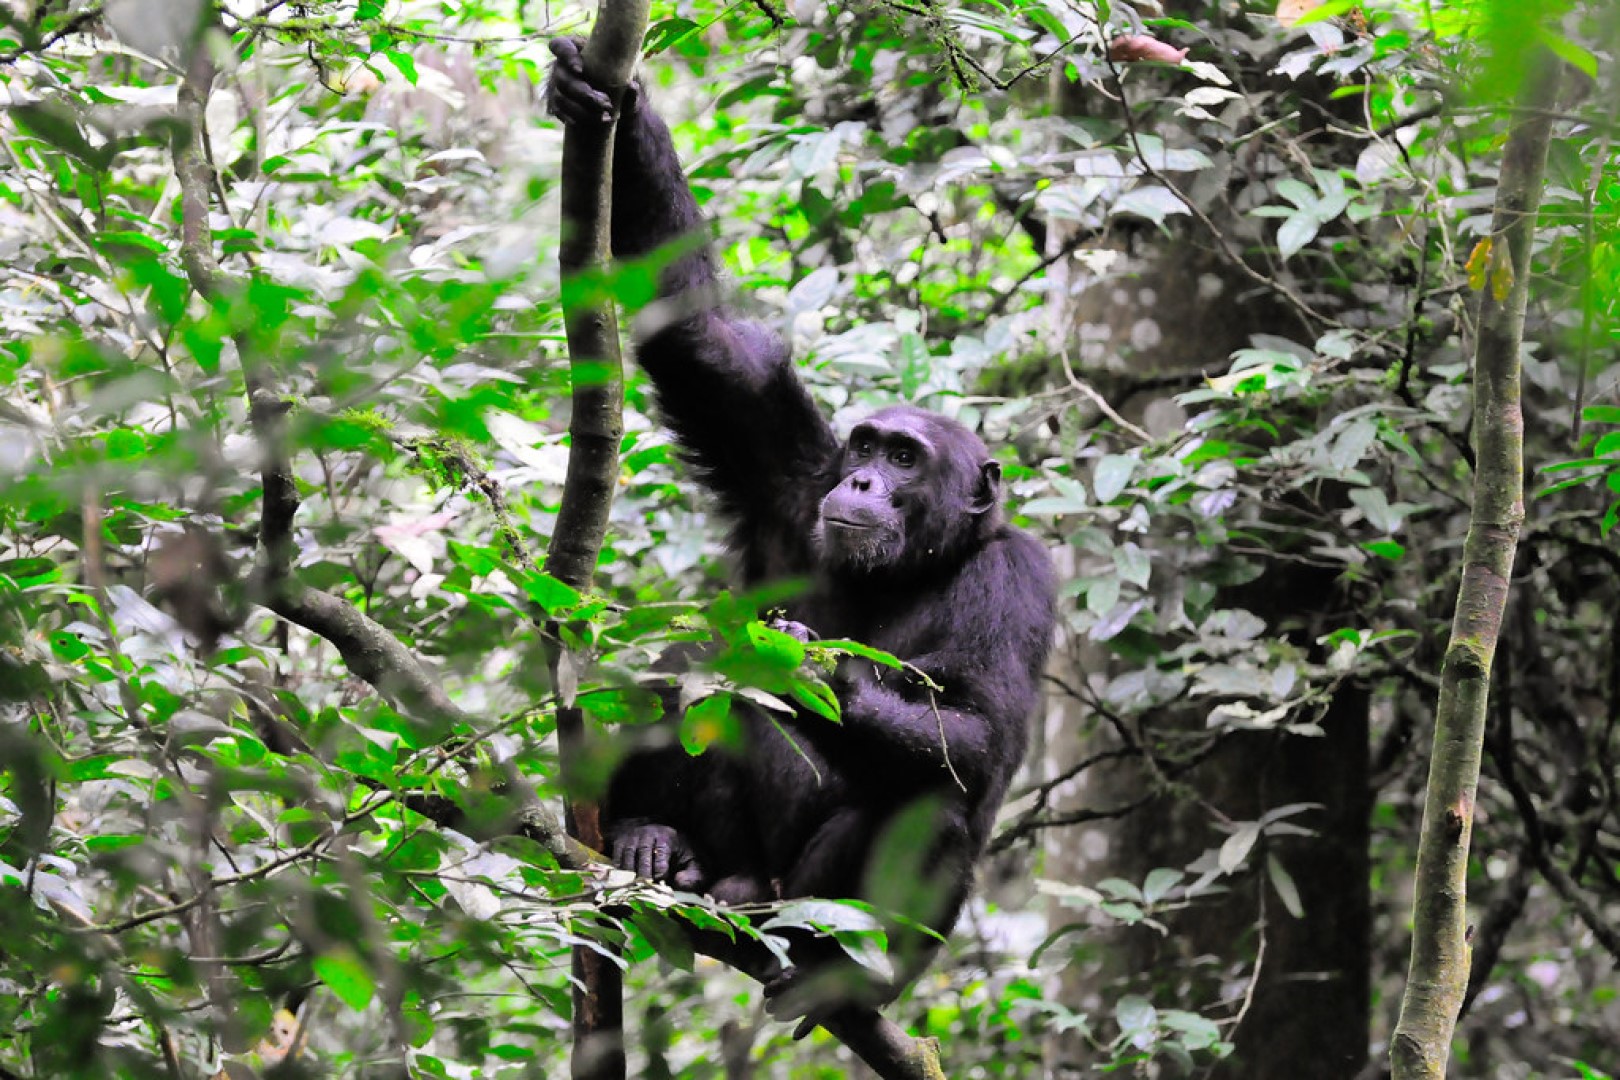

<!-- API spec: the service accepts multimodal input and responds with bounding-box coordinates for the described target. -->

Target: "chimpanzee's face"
[814,407,1000,576]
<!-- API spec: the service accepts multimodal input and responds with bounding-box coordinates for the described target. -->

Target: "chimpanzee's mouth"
[823,517,876,530]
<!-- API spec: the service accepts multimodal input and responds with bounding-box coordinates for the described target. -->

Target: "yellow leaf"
[1490,248,1514,301]
[1465,238,1492,292]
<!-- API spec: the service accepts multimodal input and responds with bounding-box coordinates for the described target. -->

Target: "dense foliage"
[0,1,1616,1077]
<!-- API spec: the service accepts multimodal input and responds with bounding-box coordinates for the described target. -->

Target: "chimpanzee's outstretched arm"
[548,39,838,557]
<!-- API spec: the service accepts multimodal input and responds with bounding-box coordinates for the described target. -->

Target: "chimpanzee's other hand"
[546,36,638,129]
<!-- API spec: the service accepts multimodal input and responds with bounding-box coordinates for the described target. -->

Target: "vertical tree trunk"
[1389,53,1560,1080]
[546,6,650,1080]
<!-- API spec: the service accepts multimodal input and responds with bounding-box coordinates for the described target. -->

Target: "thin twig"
[1058,346,1153,442]
[926,690,968,793]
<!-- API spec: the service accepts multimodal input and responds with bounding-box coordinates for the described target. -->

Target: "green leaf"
[1093,454,1136,503]
[1142,868,1183,904]
[1541,456,1609,473]
[1330,418,1379,471]
[679,693,735,755]
[1023,473,1089,517]
[0,557,58,584]
[584,688,661,726]
[746,620,806,671]
[93,230,166,260]
[1097,877,1142,902]
[814,639,904,670]
[384,50,418,85]
[1274,178,1317,210]
[644,18,700,56]
[1277,213,1320,259]
[1114,994,1157,1034]
[631,910,694,971]
[788,677,841,723]
[764,899,881,936]
[1114,542,1151,588]
[1086,575,1120,617]
[10,102,110,165]
[1536,27,1599,79]
[1267,855,1305,918]
[1021,495,1088,516]
[104,429,145,460]
[1111,185,1187,226]
[84,835,144,852]
[51,631,88,661]
[314,948,376,1012]
[1100,899,1144,923]
[522,573,581,614]
[1160,1008,1222,1047]
[1218,822,1260,873]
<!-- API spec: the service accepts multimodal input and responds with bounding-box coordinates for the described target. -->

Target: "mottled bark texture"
[1390,54,1560,1080]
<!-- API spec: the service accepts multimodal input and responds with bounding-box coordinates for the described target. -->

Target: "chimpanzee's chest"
[788,584,944,658]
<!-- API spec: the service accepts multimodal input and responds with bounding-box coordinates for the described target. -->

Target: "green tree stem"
[1389,52,1561,1080]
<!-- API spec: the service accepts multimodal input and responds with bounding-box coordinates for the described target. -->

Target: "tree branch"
[1390,51,1560,1080]
[547,5,649,1078]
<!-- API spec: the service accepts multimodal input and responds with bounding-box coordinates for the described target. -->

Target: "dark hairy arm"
[547,39,838,557]
[837,670,1003,794]
[831,531,1054,798]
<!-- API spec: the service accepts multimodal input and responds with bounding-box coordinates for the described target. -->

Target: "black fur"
[548,38,1057,1026]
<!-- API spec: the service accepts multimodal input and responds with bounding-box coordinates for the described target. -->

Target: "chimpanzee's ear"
[970,460,1002,515]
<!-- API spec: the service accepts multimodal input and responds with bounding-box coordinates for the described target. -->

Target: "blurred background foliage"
[0,0,1617,1076]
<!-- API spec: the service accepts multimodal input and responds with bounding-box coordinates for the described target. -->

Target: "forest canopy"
[0,1,1616,1078]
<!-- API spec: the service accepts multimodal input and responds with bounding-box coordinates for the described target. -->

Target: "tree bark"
[1389,53,1560,1080]
[546,5,650,1080]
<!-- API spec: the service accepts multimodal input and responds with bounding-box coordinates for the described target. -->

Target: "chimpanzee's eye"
[851,437,873,457]
[891,447,916,468]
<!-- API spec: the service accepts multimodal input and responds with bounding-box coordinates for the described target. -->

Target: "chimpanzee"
[547,38,1057,1026]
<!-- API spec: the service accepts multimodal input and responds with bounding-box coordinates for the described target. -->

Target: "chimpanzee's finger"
[575,81,613,114]
[547,94,597,128]
[551,71,611,114]
[547,79,613,128]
